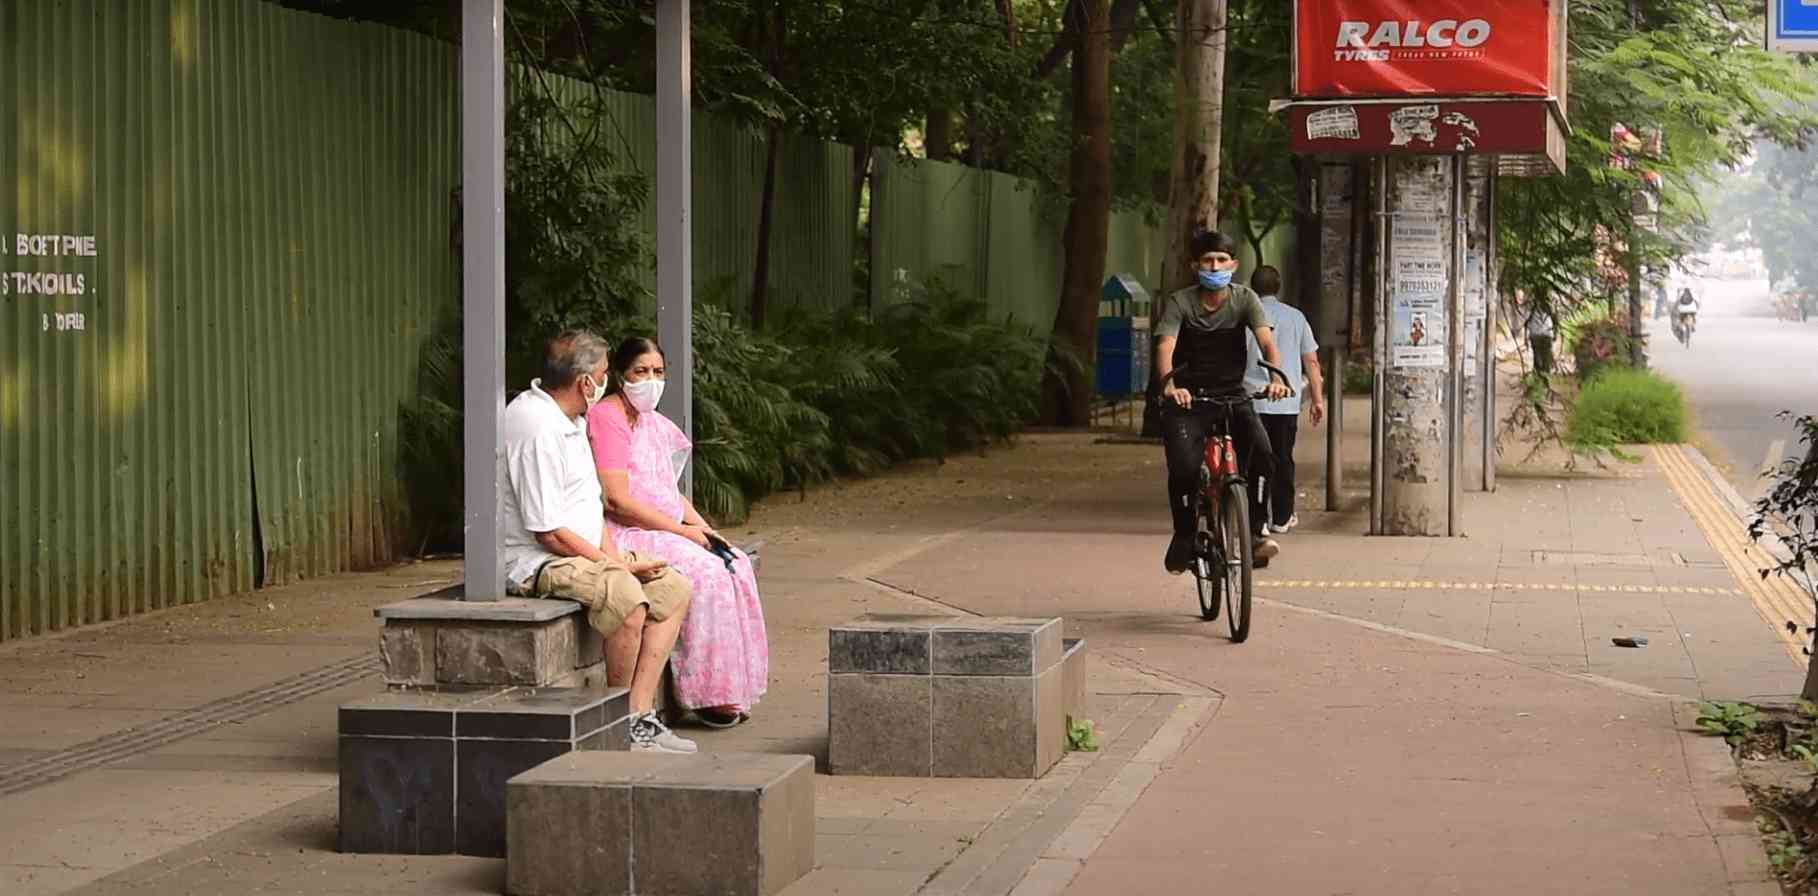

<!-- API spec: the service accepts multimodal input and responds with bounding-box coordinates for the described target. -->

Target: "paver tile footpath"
[0,396,1797,894]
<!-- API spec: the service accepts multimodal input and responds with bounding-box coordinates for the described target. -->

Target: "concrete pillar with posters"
[1377,156,1459,536]
[1280,0,1567,536]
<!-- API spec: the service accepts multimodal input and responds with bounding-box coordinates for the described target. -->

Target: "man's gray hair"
[541,330,610,389]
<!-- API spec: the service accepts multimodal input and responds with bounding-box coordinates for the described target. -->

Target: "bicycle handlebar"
[1159,362,1296,401]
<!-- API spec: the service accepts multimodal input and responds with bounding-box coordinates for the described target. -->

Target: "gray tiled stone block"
[932,674,1036,778]
[548,662,609,690]
[572,616,605,668]
[338,735,455,854]
[828,673,932,777]
[1034,662,1065,774]
[457,738,569,857]
[379,623,434,686]
[828,627,930,675]
[375,596,581,622]
[338,686,629,857]
[507,752,815,896]
[1061,638,1088,721]
[434,620,572,686]
[506,772,631,895]
[931,618,1061,676]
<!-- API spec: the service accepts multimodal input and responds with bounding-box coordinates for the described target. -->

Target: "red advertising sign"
[1296,0,1556,98]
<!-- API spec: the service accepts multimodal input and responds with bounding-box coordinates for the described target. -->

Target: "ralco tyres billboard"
[1295,0,1558,98]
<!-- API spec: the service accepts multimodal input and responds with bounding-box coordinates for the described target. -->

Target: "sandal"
[695,707,748,729]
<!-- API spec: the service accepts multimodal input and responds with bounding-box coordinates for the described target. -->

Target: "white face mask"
[584,373,609,406]
[624,377,665,413]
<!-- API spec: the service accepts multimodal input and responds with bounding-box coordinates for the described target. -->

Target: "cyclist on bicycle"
[1673,287,1700,344]
[1154,231,1291,575]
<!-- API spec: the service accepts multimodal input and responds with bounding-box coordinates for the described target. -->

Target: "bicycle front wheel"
[1220,481,1253,642]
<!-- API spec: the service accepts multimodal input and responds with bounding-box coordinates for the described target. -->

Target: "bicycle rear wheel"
[1220,481,1253,642]
[1194,497,1220,621]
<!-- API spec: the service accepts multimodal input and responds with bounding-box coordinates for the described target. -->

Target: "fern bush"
[1566,368,1688,451]
[691,281,1046,524]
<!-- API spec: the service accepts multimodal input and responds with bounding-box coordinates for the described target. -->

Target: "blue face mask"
[1197,268,1233,291]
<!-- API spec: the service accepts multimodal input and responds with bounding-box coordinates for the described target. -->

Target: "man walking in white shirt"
[1243,267,1326,535]
[499,330,696,753]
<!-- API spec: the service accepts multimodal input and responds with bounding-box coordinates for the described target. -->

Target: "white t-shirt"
[497,381,606,592]
[1243,296,1319,415]
[1676,297,1700,314]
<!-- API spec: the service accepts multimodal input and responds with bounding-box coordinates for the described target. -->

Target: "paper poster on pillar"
[1390,215,1447,369]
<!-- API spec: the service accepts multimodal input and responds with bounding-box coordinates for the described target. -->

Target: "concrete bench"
[337,685,634,857]
[827,615,1084,778]
[506,751,814,896]
[376,541,763,690]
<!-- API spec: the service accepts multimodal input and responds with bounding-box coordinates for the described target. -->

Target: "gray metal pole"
[1447,154,1466,537]
[1319,164,1354,514]
[1369,156,1387,535]
[1483,166,1499,493]
[460,0,505,600]
[656,0,694,497]
[1326,347,1343,512]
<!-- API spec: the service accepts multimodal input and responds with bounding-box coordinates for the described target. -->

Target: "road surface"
[1648,276,1818,497]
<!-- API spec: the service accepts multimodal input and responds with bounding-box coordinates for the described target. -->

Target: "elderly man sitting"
[498,329,696,754]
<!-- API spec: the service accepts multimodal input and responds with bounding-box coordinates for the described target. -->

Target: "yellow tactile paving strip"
[1655,443,1810,666]
[1263,579,1742,596]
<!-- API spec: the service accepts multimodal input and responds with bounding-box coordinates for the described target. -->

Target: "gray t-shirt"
[1154,283,1270,339]
[1155,283,1271,395]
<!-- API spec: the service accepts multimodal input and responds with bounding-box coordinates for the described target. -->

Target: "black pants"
[1163,399,1273,541]
[1530,335,1554,373]
[1254,414,1298,528]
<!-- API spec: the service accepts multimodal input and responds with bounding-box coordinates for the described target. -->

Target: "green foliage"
[1767,826,1807,873]
[501,71,650,386]
[398,318,465,552]
[1567,369,1688,454]
[1565,312,1634,384]
[1067,716,1100,753]
[1696,700,1763,746]
[1497,1,1818,346]
[1750,413,1818,650]
[1342,359,1374,396]
[690,280,1048,524]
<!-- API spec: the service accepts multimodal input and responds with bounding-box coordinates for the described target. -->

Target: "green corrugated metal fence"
[871,153,1170,331]
[1,0,459,640]
[2,0,1238,643]
[540,78,855,314]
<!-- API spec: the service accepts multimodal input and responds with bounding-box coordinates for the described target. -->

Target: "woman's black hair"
[606,336,665,396]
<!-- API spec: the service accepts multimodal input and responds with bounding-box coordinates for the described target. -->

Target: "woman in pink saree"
[586,337,768,727]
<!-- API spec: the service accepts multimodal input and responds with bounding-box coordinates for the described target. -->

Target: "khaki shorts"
[533,553,690,638]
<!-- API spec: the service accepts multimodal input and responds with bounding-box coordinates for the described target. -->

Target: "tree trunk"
[1041,0,1114,427]
[853,144,873,309]
[1142,0,1228,438]
[1804,636,1818,702]
[1160,0,1228,292]
[751,124,782,327]
[925,109,955,161]
[750,2,786,327]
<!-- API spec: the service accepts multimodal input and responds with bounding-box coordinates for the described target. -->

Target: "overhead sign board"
[1284,99,1566,175]
[1769,0,1818,53]
[1294,0,1557,98]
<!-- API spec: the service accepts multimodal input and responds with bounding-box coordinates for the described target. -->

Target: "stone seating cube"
[338,685,632,857]
[827,615,1068,778]
[506,751,815,896]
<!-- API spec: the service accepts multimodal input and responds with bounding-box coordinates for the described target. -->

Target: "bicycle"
[1159,361,1293,643]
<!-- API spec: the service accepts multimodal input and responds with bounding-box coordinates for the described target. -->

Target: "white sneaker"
[630,712,698,753]
[1269,514,1299,535]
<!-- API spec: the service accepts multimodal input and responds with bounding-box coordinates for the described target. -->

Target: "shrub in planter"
[1567,313,1632,382]
[1566,368,1687,452]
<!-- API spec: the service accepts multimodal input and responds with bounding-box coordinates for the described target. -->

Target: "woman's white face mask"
[624,377,665,413]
